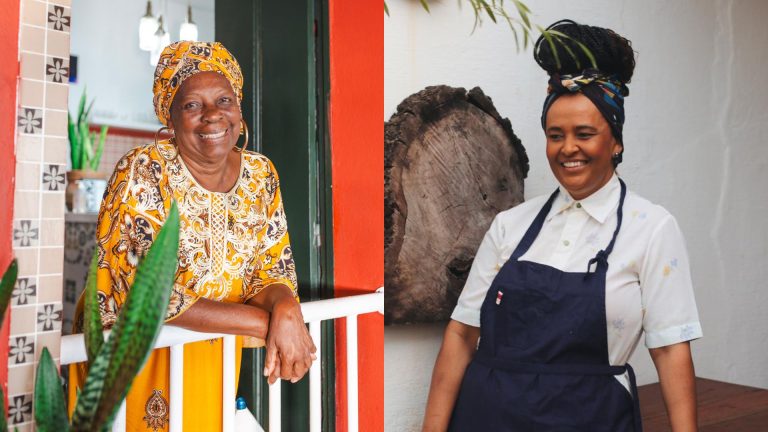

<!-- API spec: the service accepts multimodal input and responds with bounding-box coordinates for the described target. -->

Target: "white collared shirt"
[452,175,703,374]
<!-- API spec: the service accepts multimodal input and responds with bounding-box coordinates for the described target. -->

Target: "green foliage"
[35,348,69,432]
[0,260,18,432]
[68,89,109,171]
[71,202,180,431]
[385,0,596,69]
[83,253,104,364]
[2,202,181,432]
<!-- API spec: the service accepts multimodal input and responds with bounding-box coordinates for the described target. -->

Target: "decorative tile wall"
[10,0,71,429]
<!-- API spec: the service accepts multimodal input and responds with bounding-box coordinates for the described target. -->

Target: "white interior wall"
[384,0,768,430]
[69,0,214,131]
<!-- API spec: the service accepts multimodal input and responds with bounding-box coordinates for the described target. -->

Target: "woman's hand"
[422,320,480,432]
[263,297,317,384]
[247,284,317,384]
[649,341,698,432]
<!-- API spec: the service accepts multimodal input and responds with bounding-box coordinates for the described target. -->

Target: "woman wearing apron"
[423,21,702,431]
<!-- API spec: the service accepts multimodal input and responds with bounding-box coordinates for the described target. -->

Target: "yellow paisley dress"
[69,141,297,431]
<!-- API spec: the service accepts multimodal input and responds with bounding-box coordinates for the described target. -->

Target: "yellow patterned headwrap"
[152,41,244,126]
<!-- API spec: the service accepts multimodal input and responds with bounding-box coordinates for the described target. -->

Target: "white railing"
[60,289,384,432]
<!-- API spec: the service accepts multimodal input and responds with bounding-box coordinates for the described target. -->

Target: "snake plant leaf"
[0,387,7,432]
[76,89,87,126]
[72,202,179,431]
[34,348,69,432]
[83,252,103,365]
[0,259,18,326]
[91,126,108,172]
[68,113,82,170]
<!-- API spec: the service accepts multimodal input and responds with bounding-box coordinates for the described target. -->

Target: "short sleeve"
[451,214,504,327]
[243,159,298,301]
[639,215,703,348]
[93,150,199,327]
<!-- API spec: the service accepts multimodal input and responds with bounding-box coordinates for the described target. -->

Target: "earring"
[155,126,178,161]
[233,119,249,153]
[611,152,623,165]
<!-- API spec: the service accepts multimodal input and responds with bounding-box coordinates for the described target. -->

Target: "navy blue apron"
[449,179,642,431]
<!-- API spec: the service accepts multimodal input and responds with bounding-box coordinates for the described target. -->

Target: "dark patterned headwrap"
[152,41,244,126]
[541,69,629,160]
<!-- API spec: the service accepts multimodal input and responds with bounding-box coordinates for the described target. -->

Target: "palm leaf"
[34,348,69,432]
[83,252,103,364]
[73,203,180,431]
[548,29,597,69]
[419,0,430,12]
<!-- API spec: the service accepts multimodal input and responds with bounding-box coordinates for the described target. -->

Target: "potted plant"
[0,203,180,432]
[66,88,109,212]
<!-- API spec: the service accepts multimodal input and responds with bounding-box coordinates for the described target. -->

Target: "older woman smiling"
[69,41,315,431]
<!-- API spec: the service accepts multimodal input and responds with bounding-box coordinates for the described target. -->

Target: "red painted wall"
[329,1,384,431]
[0,0,20,401]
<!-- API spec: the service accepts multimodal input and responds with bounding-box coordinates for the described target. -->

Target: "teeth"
[562,161,586,168]
[198,130,227,139]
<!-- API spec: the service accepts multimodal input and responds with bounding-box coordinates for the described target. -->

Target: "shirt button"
[576,203,582,208]
[563,240,570,246]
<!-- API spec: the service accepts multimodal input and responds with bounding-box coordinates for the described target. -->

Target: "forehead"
[545,93,607,128]
[176,71,235,97]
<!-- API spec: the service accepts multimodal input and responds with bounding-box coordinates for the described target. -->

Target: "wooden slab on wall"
[385,85,529,324]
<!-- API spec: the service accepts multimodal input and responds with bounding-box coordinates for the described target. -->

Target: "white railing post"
[111,400,126,432]
[346,314,359,432]
[223,335,236,432]
[169,344,184,432]
[309,321,322,432]
[269,378,281,432]
[60,291,384,432]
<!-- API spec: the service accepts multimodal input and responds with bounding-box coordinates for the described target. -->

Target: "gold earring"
[234,119,249,153]
[155,126,178,161]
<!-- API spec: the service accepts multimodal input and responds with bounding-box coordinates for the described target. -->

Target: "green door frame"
[215,1,335,431]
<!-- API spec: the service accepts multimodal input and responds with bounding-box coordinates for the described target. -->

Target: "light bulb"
[179,5,198,41]
[138,1,158,51]
[150,15,170,66]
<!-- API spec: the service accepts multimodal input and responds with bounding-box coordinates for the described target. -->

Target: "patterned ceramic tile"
[37,274,63,303]
[7,364,35,395]
[47,5,70,32]
[42,192,66,218]
[17,108,43,135]
[12,220,40,248]
[9,336,35,365]
[40,218,64,247]
[64,222,97,265]
[64,278,76,304]
[7,393,32,425]
[45,56,69,83]
[42,164,66,191]
[43,136,69,165]
[36,303,63,332]
[12,277,37,306]
[13,191,40,220]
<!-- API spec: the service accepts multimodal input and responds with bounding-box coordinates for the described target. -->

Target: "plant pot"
[66,170,109,213]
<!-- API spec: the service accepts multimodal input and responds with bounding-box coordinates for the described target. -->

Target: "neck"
[179,149,241,192]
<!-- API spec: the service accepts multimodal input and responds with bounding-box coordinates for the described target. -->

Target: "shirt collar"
[550,174,621,224]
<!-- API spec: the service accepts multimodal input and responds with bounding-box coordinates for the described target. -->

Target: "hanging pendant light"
[150,15,171,66]
[138,0,158,51]
[179,4,199,41]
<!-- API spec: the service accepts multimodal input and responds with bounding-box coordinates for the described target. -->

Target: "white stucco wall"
[384,0,768,430]
[69,0,214,131]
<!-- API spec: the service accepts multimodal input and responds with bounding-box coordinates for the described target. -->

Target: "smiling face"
[167,71,241,162]
[545,93,623,200]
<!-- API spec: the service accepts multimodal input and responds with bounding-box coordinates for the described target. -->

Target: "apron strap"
[510,188,560,260]
[586,178,628,275]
